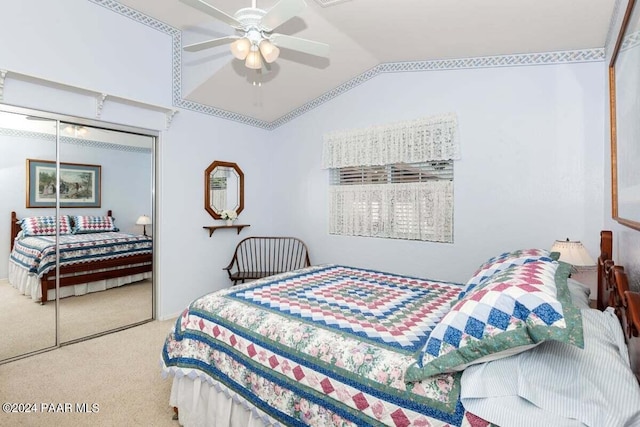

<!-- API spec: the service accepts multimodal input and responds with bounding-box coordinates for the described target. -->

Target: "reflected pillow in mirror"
[20,215,72,236]
[72,215,118,234]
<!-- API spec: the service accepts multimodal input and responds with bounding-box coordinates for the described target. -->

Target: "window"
[331,162,453,185]
[322,114,458,243]
[328,162,453,242]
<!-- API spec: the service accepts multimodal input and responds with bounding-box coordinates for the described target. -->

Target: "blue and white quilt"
[162,265,492,427]
[10,232,152,277]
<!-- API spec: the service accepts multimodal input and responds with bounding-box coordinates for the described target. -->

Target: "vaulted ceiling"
[116,0,616,125]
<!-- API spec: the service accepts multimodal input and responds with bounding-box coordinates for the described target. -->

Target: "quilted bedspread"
[162,265,491,426]
[9,232,153,277]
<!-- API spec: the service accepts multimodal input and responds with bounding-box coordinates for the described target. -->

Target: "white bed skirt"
[167,370,281,427]
[8,262,152,301]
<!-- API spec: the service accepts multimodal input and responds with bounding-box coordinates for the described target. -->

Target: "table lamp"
[550,238,595,268]
[136,215,152,236]
[551,238,597,302]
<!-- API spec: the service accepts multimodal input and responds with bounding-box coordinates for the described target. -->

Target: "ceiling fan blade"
[261,0,307,31]
[184,36,239,52]
[180,0,243,28]
[270,34,329,58]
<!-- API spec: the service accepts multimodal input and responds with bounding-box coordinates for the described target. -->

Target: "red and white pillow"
[72,215,117,234]
[20,215,72,236]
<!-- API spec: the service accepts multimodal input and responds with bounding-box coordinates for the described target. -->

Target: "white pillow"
[460,308,640,427]
[566,278,591,309]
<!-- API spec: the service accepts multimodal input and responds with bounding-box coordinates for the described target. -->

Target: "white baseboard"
[158,311,182,321]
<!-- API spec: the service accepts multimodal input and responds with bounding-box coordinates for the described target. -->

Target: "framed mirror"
[610,0,640,230]
[204,161,244,220]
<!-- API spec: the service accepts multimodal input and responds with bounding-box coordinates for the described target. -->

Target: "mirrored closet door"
[0,104,156,362]
[0,110,58,361]
[57,122,155,343]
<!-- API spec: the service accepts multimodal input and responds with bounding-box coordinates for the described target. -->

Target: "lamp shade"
[550,239,595,266]
[245,50,262,69]
[230,38,251,60]
[136,215,151,225]
[259,40,280,63]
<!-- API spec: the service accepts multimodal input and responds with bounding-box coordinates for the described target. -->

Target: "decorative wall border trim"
[269,48,605,130]
[175,98,272,129]
[89,0,180,36]
[0,70,7,102]
[92,0,606,131]
[0,128,152,153]
[621,30,640,52]
[61,136,152,153]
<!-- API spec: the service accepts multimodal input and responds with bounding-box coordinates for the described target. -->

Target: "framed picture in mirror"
[26,159,102,208]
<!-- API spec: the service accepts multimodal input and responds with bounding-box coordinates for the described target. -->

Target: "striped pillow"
[20,215,72,236]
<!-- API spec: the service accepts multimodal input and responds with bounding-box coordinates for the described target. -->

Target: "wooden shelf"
[0,68,178,129]
[203,224,250,237]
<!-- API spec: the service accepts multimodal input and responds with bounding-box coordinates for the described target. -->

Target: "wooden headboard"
[10,210,113,251]
[10,211,20,252]
[596,229,640,382]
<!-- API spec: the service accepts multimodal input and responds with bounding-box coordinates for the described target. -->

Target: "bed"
[9,210,153,304]
[161,233,640,426]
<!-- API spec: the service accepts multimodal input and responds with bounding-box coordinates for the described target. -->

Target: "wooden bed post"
[597,230,613,311]
[10,211,19,251]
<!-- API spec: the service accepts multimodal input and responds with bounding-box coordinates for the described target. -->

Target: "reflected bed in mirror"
[9,210,152,304]
[204,161,244,220]
[610,0,640,230]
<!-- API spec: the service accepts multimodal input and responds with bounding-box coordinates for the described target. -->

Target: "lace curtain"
[324,113,458,242]
[322,113,459,169]
[328,182,453,242]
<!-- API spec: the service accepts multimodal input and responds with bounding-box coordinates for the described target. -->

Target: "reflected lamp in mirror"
[550,238,595,269]
[136,215,152,236]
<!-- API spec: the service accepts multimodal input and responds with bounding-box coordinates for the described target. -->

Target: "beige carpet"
[0,318,177,427]
[0,280,56,360]
[0,279,153,361]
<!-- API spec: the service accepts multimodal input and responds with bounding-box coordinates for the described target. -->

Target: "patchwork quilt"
[162,265,491,426]
[9,232,153,277]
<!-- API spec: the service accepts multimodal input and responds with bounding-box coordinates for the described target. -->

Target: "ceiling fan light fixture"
[230,37,252,60]
[259,40,280,63]
[245,50,263,69]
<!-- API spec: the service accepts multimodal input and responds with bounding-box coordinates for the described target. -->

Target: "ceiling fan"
[180,0,330,70]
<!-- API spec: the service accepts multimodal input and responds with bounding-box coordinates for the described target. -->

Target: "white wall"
[270,62,605,284]
[1,0,172,108]
[158,110,273,318]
